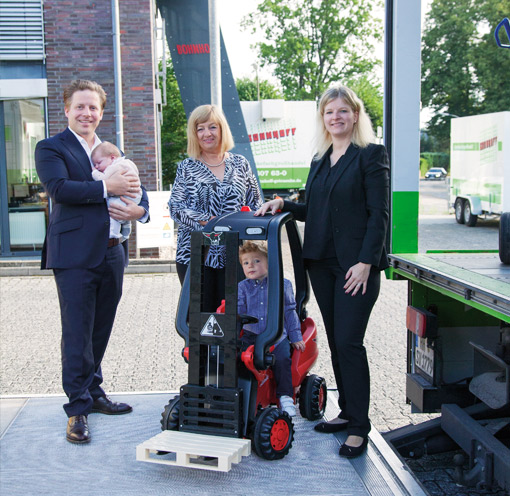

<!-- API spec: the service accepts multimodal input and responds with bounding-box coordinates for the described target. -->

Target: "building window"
[1,98,47,254]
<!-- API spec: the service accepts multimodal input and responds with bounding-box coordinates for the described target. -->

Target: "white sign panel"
[240,100,316,189]
[136,191,174,249]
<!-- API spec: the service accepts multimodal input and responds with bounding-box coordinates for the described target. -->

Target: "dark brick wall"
[43,0,159,257]
[118,0,158,191]
[44,1,117,140]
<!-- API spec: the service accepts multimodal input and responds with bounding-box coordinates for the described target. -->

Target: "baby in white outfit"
[91,141,142,241]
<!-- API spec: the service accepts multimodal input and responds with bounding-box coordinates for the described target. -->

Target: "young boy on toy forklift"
[238,241,306,417]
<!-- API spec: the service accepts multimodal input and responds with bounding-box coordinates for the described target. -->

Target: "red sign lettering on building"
[176,43,210,55]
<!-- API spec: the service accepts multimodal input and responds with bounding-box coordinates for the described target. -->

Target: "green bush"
[419,157,429,177]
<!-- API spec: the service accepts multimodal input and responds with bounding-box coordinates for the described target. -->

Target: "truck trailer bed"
[389,252,510,321]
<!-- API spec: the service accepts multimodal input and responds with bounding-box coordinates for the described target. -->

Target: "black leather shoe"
[66,415,90,444]
[91,395,132,415]
[339,437,368,458]
[314,419,349,433]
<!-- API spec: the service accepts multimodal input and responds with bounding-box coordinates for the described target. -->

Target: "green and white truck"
[387,103,510,489]
[383,15,510,491]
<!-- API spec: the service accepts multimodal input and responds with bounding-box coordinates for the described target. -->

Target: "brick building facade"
[44,0,159,189]
[44,0,160,257]
[1,0,164,258]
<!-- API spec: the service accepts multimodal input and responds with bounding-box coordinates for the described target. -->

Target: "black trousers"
[54,244,125,417]
[241,331,293,398]
[307,258,380,437]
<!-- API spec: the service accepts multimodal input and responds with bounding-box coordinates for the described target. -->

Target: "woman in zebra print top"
[169,104,263,309]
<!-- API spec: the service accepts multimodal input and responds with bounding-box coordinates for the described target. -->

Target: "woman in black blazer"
[256,84,389,458]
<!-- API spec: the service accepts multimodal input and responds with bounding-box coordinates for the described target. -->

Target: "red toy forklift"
[160,211,326,460]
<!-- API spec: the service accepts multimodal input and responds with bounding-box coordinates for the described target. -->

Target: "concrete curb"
[0,260,176,277]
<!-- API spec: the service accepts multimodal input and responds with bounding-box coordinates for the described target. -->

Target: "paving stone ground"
[0,251,426,432]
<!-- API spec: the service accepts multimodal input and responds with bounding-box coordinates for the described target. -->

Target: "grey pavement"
[0,245,421,433]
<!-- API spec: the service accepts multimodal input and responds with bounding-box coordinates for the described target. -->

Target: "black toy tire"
[454,198,465,224]
[252,407,294,460]
[299,374,327,420]
[463,201,478,227]
[161,396,180,431]
[499,212,510,264]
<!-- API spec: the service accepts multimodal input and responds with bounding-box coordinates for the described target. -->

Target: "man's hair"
[187,104,235,158]
[63,80,107,110]
[239,240,268,261]
[91,141,121,161]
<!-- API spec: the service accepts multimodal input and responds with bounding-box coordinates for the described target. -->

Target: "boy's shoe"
[279,396,296,417]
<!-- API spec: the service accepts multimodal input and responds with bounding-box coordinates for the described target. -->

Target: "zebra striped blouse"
[169,153,263,268]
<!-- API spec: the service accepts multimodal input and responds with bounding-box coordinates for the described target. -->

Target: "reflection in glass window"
[2,99,47,253]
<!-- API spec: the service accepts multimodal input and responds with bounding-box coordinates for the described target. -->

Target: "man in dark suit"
[35,80,149,444]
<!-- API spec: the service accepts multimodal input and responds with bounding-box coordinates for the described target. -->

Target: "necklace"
[200,153,226,167]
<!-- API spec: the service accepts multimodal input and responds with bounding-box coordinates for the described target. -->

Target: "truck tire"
[463,201,478,227]
[499,212,510,265]
[455,198,465,224]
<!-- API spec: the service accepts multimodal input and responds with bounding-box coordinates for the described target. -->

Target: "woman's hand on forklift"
[292,340,306,352]
[255,198,284,216]
[199,215,216,227]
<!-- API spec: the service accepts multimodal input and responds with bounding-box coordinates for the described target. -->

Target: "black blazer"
[35,128,149,269]
[284,143,390,272]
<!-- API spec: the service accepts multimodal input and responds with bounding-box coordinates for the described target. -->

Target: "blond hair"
[63,80,107,110]
[314,84,375,159]
[239,240,268,262]
[187,104,235,158]
[91,141,121,162]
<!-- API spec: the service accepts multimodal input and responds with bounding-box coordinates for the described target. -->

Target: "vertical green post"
[391,191,419,253]
[387,0,421,256]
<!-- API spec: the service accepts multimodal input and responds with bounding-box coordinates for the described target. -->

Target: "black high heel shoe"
[313,418,349,433]
[338,437,368,458]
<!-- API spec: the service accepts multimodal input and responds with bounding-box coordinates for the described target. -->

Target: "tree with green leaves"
[242,0,383,102]
[236,77,283,101]
[471,1,510,113]
[421,0,509,152]
[348,76,383,133]
[160,60,188,188]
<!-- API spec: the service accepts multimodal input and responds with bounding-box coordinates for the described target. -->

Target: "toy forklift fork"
[179,230,243,438]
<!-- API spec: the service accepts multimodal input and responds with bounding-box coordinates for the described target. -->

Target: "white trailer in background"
[450,111,510,227]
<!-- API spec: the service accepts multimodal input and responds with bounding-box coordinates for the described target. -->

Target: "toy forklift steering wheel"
[495,18,510,48]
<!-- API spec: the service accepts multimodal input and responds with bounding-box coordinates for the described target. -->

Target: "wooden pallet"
[136,430,252,472]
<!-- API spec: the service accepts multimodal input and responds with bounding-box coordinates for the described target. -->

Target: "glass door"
[0,99,47,256]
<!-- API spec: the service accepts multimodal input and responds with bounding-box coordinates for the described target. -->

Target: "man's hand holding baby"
[105,168,141,198]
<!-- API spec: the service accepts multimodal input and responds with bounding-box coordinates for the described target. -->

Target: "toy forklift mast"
[180,230,243,438]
